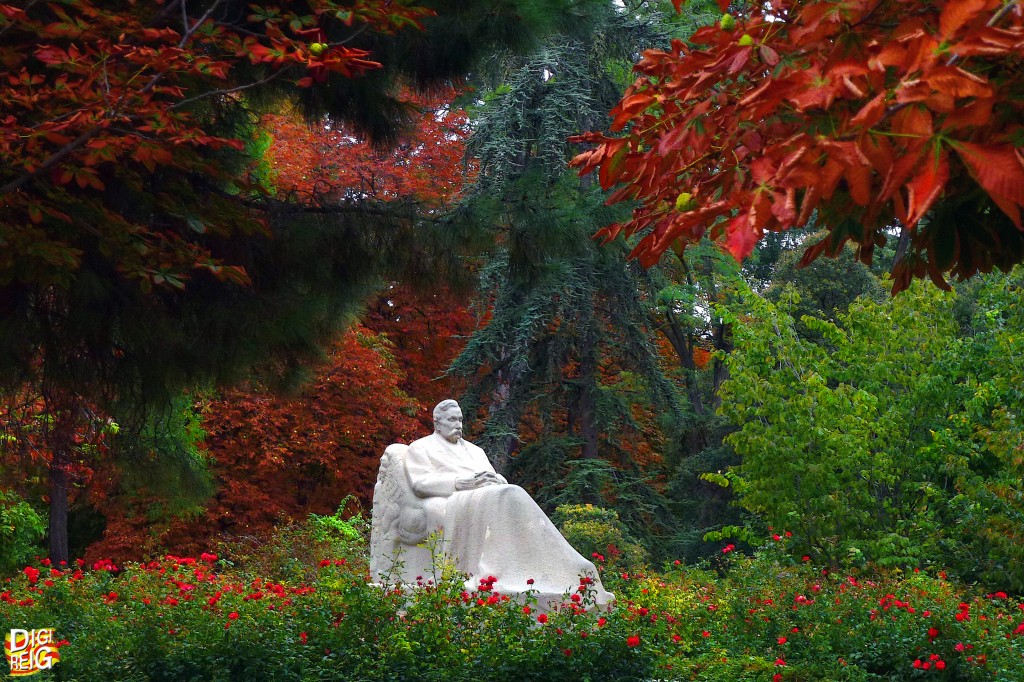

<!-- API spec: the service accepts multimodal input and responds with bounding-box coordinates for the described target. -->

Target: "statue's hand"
[455,471,503,490]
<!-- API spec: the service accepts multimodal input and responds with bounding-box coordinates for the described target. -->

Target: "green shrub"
[212,500,369,583]
[553,503,648,572]
[0,488,46,575]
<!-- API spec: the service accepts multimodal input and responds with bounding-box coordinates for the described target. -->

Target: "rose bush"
[3,521,1024,680]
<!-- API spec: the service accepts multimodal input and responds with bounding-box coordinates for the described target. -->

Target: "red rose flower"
[23,566,39,584]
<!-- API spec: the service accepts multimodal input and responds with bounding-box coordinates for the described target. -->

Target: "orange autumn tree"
[572,0,1024,291]
[256,81,480,416]
[258,86,479,408]
[263,87,474,206]
[87,283,482,561]
[108,285,481,563]
[363,283,478,410]
[88,326,424,561]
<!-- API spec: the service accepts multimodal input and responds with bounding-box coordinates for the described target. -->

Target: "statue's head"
[433,399,463,444]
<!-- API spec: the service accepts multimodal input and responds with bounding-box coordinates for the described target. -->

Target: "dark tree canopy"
[0,0,593,562]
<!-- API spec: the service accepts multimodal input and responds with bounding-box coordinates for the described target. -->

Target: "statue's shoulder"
[461,438,486,456]
[407,433,437,454]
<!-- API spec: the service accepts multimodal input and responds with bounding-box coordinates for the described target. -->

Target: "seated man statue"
[371,399,612,609]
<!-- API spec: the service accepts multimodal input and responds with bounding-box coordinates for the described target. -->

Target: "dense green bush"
[212,500,369,584]
[0,487,46,575]
[553,503,648,572]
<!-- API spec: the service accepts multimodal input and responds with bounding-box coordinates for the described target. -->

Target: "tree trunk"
[710,318,732,408]
[661,306,711,453]
[701,253,732,409]
[577,294,600,461]
[486,370,518,476]
[662,308,706,417]
[47,408,75,565]
[894,225,912,270]
[579,339,599,461]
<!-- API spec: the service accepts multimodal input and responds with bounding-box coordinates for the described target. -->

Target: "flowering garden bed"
[4,525,1024,680]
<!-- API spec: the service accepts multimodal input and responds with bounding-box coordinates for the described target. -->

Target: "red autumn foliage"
[262,88,474,206]
[0,0,433,292]
[0,391,110,509]
[362,284,477,411]
[572,0,1024,291]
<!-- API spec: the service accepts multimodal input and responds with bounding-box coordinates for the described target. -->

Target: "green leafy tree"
[719,281,961,566]
[763,230,886,338]
[921,267,1024,588]
[717,271,1024,586]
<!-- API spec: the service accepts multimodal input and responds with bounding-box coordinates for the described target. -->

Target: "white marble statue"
[370,399,612,609]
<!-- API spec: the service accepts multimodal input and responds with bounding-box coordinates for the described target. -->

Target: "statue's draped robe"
[404,433,613,608]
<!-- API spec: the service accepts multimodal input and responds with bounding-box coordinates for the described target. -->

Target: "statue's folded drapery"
[371,430,612,609]
[440,483,613,608]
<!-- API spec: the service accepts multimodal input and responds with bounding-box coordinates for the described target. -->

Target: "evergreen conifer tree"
[448,3,681,540]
